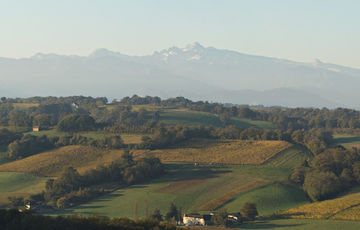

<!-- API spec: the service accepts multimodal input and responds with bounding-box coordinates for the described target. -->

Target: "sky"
[1,0,359,68]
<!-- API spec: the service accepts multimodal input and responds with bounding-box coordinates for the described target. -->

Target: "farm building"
[183,214,211,226]
[33,126,40,132]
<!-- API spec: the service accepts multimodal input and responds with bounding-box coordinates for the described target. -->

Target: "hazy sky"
[1,0,359,68]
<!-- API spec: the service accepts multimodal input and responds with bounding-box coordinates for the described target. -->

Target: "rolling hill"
[281,190,360,221]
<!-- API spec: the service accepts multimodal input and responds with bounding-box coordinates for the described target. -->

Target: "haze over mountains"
[1,42,359,108]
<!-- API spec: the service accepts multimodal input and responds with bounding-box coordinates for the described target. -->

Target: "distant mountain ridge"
[0,42,359,108]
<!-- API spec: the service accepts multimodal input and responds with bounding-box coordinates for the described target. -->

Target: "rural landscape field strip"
[0,172,46,206]
[146,139,292,165]
[0,146,146,176]
[333,134,360,149]
[263,145,313,168]
[281,192,360,220]
[196,179,268,211]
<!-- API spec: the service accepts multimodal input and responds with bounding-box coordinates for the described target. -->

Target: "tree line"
[12,151,164,209]
[291,148,360,201]
[0,209,177,230]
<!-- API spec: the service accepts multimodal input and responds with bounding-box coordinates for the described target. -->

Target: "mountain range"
[1,42,359,108]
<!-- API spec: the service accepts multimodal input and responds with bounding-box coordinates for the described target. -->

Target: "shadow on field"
[335,136,360,144]
[240,220,304,229]
[153,163,231,184]
[92,192,123,202]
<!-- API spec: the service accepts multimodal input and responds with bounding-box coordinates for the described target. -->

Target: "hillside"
[263,145,313,168]
[0,146,129,176]
[52,164,305,218]
[281,191,360,221]
[0,139,293,177]
[142,139,292,165]
[0,172,46,207]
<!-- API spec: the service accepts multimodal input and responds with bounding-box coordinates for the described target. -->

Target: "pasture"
[263,145,313,168]
[159,109,223,127]
[222,183,310,215]
[333,134,360,149]
[49,164,300,218]
[157,108,275,129]
[0,172,46,206]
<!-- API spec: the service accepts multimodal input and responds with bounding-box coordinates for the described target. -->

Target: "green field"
[222,183,310,215]
[0,172,46,206]
[48,164,306,218]
[231,117,276,129]
[0,145,10,165]
[0,126,30,133]
[263,145,313,168]
[158,108,275,129]
[334,134,360,149]
[238,218,360,230]
[159,109,223,127]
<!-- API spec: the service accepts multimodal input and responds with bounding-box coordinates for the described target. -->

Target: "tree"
[8,196,24,208]
[57,114,96,132]
[165,203,179,221]
[303,171,342,201]
[150,208,163,221]
[211,209,231,227]
[290,166,306,185]
[33,114,54,127]
[241,202,258,220]
[121,149,134,166]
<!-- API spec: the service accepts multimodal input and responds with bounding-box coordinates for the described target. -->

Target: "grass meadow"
[263,145,313,168]
[48,164,301,218]
[333,134,360,149]
[0,172,46,207]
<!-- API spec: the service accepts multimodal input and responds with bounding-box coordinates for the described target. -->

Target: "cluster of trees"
[57,114,97,132]
[0,209,176,230]
[138,124,333,155]
[140,125,214,149]
[3,95,360,132]
[41,152,164,208]
[8,135,57,159]
[0,128,21,146]
[111,95,360,130]
[291,148,360,201]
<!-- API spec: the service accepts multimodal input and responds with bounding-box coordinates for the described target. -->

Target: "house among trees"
[32,126,40,132]
[183,213,211,226]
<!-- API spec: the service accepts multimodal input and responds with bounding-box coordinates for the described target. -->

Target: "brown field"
[196,179,268,211]
[121,134,145,144]
[0,146,145,176]
[139,139,292,165]
[281,192,360,220]
[0,139,291,178]
[12,103,39,109]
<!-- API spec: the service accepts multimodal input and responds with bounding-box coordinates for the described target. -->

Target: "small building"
[183,214,211,226]
[33,126,40,132]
